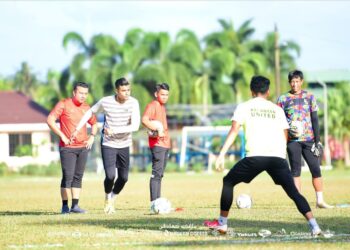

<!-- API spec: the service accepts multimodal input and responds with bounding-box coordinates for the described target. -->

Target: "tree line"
[1,18,349,166]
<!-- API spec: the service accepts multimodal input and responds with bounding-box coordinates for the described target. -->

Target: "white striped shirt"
[77,95,140,148]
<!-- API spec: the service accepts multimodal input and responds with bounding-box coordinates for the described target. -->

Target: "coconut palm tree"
[62,32,120,101]
[204,18,268,103]
[13,62,38,98]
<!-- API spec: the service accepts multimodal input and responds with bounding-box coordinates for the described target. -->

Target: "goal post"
[179,126,245,170]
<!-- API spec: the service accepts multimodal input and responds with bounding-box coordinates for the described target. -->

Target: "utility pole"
[317,80,332,167]
[274,24,281,98]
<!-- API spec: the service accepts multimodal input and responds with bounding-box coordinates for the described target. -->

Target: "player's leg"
[287,141,302,192]
[267,157,322,236]
[157,148,169,199]
[70,148,89,213]
[113,147,130,195]
[149,146,167,202]
[101,145,117,213]
[59,147,77,214]
[302,142,333,208]
[205,157,263,234]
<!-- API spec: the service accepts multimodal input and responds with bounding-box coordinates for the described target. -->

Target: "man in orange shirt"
[47,82,97,214]
[142,83,171,205]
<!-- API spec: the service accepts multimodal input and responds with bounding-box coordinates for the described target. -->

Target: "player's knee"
[72,178,83,188]
[106,173,116,182]
[118,175,128,184]
[150,173,162,180]
[291,168,301,177]
[223,176,235,187]
[61,176,73,188]
[310,168,321,178]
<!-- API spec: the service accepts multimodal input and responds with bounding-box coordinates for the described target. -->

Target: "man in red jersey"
[142,83,171,206]
[47,82,97,214]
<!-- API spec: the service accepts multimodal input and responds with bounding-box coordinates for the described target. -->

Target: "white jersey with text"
[232,97,289,158]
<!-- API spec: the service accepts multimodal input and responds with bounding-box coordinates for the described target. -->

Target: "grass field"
[1,168,350,249]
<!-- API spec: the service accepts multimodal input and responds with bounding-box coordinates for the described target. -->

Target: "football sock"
[72,199,79,208]
[111,192,116,199]
[308,218,319,229]
[62,200,68,206]
[219,216,228,225]
[316,192,324,204]
[106,192,112,200]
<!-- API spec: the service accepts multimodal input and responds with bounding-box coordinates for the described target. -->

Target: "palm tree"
[204,19,268,103]
[13,62,38,98]
[250,31,301,98]
[62,32,120,101]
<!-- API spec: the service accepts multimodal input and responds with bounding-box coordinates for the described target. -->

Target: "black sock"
[62,200,68,206]
[72,199,79,208]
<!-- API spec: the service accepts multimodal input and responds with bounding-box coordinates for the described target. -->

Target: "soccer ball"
[150,197,172,214]
[147,120,164,137]
[289,121,304,138]
[236,194,252,209]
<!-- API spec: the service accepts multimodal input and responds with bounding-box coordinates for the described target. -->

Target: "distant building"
[305,69,350,98]
[0,91,58,169]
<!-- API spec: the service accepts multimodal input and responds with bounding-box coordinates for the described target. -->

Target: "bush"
[164,162,179,173]
[19,162,61,176]
[0,162,9,176]
[14,145,33,156]
[19,164,46,176]
[191,162,204,173]
[45,162,61,176]
[332,160,346,169]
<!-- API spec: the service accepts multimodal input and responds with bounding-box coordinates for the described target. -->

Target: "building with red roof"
[0,91,58,169]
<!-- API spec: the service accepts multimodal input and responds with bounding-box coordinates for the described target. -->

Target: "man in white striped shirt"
[72,77,140,214]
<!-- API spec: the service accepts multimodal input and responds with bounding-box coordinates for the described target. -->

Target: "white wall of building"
[0,123,59,169]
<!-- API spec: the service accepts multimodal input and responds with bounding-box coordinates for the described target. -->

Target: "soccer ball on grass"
[236,194,252,209]
[150,197,172,214]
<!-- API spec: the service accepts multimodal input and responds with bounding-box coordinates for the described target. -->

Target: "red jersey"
[49,98,97,148]
[143,100,170,149]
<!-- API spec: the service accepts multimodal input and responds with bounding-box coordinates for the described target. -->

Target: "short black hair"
[250,76,270,94]
[73,81,89,91]
[114,77,130,89]
[288,70,304,82]
[155,83,170,92]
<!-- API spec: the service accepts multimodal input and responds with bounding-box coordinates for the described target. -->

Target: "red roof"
[0,91,49,124]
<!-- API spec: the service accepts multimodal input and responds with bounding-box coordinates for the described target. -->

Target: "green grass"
[1,169,350,249]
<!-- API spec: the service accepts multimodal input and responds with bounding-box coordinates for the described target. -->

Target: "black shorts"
[224,156,292,186]
[287,141,321,178]
[59,147,89,188]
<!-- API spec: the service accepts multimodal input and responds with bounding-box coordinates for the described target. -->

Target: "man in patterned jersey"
[47,81,98,214]
[72,77,140,214]
[277,70,333,209]
[204,76,322,236]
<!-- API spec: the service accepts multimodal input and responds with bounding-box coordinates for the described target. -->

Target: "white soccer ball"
[290,120,304,138]
[147,120,164,137]
[236,194,252,209]
[150,197,172,214]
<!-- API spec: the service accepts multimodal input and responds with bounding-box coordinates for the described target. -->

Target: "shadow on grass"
[0,211,56,216]
[27,215,350,233]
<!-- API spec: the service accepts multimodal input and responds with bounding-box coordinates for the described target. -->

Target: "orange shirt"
[49,98,97,148]
[143,100,170,149]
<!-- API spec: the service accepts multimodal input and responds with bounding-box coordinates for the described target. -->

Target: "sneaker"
[316,202,334,209]
[203,219,228,234]
[104,198,115,214]
[311,227,322,237]
[70,205,87,214]
[61,205,70,214]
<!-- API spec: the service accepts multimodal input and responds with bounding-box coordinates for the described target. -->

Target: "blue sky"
[1,1,349,79]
